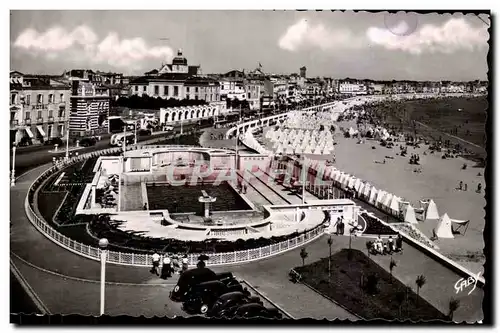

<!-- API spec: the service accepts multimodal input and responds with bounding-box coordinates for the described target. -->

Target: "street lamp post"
[11,146,16,187]
[301,156,306,204]
[99,238,109,316]
[65,120,70,160]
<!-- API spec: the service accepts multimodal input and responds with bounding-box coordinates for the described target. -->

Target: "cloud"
[279,17,489,56]
[13,25,174,70]
[366,18,489,54]
[278,18,363,52]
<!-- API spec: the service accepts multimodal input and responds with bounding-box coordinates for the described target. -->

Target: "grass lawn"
[37,191,67,224]
[294,249,448,322]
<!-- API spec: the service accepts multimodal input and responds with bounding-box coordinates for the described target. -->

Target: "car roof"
[218,291,245,300]
[237,303,265,311]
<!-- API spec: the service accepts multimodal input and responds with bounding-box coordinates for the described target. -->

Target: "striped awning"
[36,125,46,137]
[25,127,34,138]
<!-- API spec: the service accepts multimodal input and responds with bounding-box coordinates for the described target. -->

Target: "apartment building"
[10,71,71,145]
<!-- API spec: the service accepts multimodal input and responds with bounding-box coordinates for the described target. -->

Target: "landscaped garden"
[293,248,448,322]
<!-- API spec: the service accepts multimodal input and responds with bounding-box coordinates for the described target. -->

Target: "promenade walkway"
[10,160,483,321]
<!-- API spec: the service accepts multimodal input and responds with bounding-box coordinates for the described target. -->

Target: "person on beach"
[182,256,189,273]
[459,181,463,191]
[477,183,482,193]
[464,183,468,191]
[395,234,403,252]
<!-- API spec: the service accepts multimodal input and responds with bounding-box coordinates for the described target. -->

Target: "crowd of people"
[150,252,193,280]
[368,234,404,255]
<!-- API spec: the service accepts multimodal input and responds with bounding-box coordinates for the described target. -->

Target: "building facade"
[129,49,202,101]
[10,71,71,145]
[69,81,110,137]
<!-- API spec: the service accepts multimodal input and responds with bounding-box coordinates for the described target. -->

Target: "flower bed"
[391,223,438,250]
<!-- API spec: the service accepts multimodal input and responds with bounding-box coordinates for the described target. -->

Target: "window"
[48,110,53,118]
[11,94,16,104]
[195,95,198,100]
[154,85,159,95]
[135,85,138,92]
[186,87,190,93]
[37,94,43,104]
[174,86,179,96]
[60,93,64,103]
[49,94,54,103]
[164,86,168,96]
[143,86,147,93]
[58,107,65,118]
[26,94,31,105]
[25,112,30,119]
[37,111,42,119]
[195,87,199,93]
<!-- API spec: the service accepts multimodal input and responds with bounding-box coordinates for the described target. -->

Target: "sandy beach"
[330,119,485,274]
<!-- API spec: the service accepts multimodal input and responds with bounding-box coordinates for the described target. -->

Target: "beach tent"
[313,146,322,155]
[348,177,356,189]
[450,218,471,236]
[435,213,454,239]
[383,193,393,212]
[425,199,440,220]
[389,195,401,216]
[294,146,303,155]
[356,182,365,197]
[376,190,386,207]
[342,174,351,188]
[363,183,371,199]
[403,205,418,224]
[354,179,362,192]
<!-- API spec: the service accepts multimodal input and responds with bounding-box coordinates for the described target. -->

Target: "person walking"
[150,252,160,276]
[182,256,189,273]
[160,256,172,279]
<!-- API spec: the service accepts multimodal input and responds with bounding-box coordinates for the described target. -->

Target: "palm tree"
[415,275,427,306]
[395,291,405,319]
[448,298,460,321]
[389,258,397,283]
[327,237,333,281]
[300,248,308,267]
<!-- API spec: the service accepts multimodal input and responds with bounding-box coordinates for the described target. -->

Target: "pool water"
[146,182,251,214]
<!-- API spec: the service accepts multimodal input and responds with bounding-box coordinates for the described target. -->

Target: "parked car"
[207,291,262,318]
[79,137,97,147]
[43,137,63,146]
[18,137,33,147]
[181,280,249,315]
[234,303,283,320]
[138,129,152,136]
[170,267,218,302]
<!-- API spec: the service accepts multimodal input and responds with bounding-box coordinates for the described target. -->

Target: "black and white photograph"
[7,6,493,326]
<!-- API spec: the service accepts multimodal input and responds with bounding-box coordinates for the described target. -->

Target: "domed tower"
[171,49,189,73]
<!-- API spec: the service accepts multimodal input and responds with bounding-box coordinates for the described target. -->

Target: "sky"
[10,10,490,81]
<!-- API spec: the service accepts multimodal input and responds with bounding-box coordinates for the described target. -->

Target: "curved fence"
[24,145,325,267]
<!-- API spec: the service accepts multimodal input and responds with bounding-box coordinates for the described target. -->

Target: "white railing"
[24,145,324,267]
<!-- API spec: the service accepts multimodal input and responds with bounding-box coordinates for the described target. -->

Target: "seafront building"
[10,71,71,145]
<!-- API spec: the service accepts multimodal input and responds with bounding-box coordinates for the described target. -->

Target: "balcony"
[37,117,44,124]
[24,119,32,125]
[10,120,18,126]
[48,116,54,122]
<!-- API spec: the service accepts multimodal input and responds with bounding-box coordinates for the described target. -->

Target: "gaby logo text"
[454,271,482,296]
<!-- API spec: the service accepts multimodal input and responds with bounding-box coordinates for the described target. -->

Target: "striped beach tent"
[368,187,378,205]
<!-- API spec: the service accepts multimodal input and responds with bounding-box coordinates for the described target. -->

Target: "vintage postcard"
[9,9,490,324]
